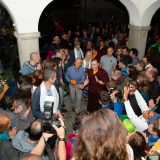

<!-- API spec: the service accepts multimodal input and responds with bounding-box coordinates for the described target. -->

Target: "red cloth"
[46,50,55,60]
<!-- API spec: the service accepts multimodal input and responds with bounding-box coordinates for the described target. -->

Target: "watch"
[58,138,65,142]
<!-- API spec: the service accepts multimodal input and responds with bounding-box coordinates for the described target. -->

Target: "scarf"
[40,82,59,113]
[74,48,84,59]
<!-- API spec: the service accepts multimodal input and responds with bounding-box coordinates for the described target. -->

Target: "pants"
[69,83,82,112]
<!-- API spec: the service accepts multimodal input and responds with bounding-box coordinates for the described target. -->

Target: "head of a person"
[127,65,138,80]
[106,80,117,92]
[91,59,99,71]
[128,80,139,94]
[74,58,82,69]
[142,56,150,66]
[20,154,42,160]
[122,47,129,55]
[28,119,42,141]
[137,73,149,92]
[107,46,114,57]
[128,132,146,160]
[0,114,10,133]
[136,61,145,72]
[30,52,40,65]
[32,70,43,87]
[52,57,62,68]
[42,60,57,71]
[116,46,123,56]
[99,40,105,48]
[111,70,122,80]
[76,109,128,160]
[42,69,57,84]
[99,91,111,105]
[53,35,60,44]
[86,41,93,50]
[85,50,92,60]
[142,110,156,120]
[148,118,160,138]
[145,67,158,81]
[129,48,138,59]
[118,56,128,69]
[0,96,15,111]
[72,111,89,134]
[83,30,87,37]
[74,41,81,51]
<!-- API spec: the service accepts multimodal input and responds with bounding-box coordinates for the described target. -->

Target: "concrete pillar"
[128,25,151,59]
[14,32,40,68]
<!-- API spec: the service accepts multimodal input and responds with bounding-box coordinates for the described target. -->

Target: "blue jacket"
[32,87,45,119]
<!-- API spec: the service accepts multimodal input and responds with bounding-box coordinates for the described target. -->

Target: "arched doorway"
[0,4,20,79]
[38,0,129,59]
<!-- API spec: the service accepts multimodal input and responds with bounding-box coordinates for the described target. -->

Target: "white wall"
[0,0,53,33]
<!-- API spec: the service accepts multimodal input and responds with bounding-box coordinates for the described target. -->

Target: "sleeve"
[134,90,149,112]
[100,69,109,84]
[124,100,148,132]
[32,87,45,119]
[80,68,86,83]
[113,102,123,116]
[65,68,71,82]
[114,58,117,67]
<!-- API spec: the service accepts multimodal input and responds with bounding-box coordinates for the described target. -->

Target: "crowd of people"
[0,20,160,160]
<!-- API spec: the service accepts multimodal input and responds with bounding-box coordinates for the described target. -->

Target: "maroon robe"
[87,68,109,112]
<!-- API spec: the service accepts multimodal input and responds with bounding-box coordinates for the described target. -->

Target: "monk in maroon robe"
[79,59,109,112]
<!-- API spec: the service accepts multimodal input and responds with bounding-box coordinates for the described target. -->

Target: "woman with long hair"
[75,109,133,160]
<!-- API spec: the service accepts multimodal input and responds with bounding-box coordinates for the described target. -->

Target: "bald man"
[21,52,41,75]
[65,58,85,113]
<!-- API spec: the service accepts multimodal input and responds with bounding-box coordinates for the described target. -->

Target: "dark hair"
[128,132,146,160]
[129,48,138,56]
[43,69,56,81]
[127,65,138,80]
[42,60,57,71]
[119,55,129,66]
[99,91,111,104]
[32,70,43,87]
[28,119,42,141]
[0,96,14,111]
[72,111,89,132]
[51,57,62,67]
[19,75,33,86]
[129,80,139,89]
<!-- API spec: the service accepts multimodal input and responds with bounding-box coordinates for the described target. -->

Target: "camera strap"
[45,143,55,160]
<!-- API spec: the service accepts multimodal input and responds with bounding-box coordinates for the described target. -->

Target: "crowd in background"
[1,4,160,160]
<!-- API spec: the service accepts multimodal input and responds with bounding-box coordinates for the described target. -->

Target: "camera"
[41,101,61,134]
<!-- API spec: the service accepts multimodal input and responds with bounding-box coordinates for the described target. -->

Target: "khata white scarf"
[74,48,84,59]
[40,81,59,113]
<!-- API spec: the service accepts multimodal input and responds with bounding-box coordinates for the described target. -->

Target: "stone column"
[128,25,151,59]
[14,32,41,68]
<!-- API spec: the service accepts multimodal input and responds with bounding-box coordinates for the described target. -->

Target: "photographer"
[32,69,62,119]
[31,118,66,160]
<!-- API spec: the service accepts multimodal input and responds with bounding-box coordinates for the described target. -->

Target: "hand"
[52,118,65,138]
[79,84,84,89]
[98,80,104,85]
[55,111,63,120]
[42,132,54,141]
[123,86,130,101]
[36,63,42,70]
[95,76,99,82]
[110,94,117,103]
[8,127,17,139]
